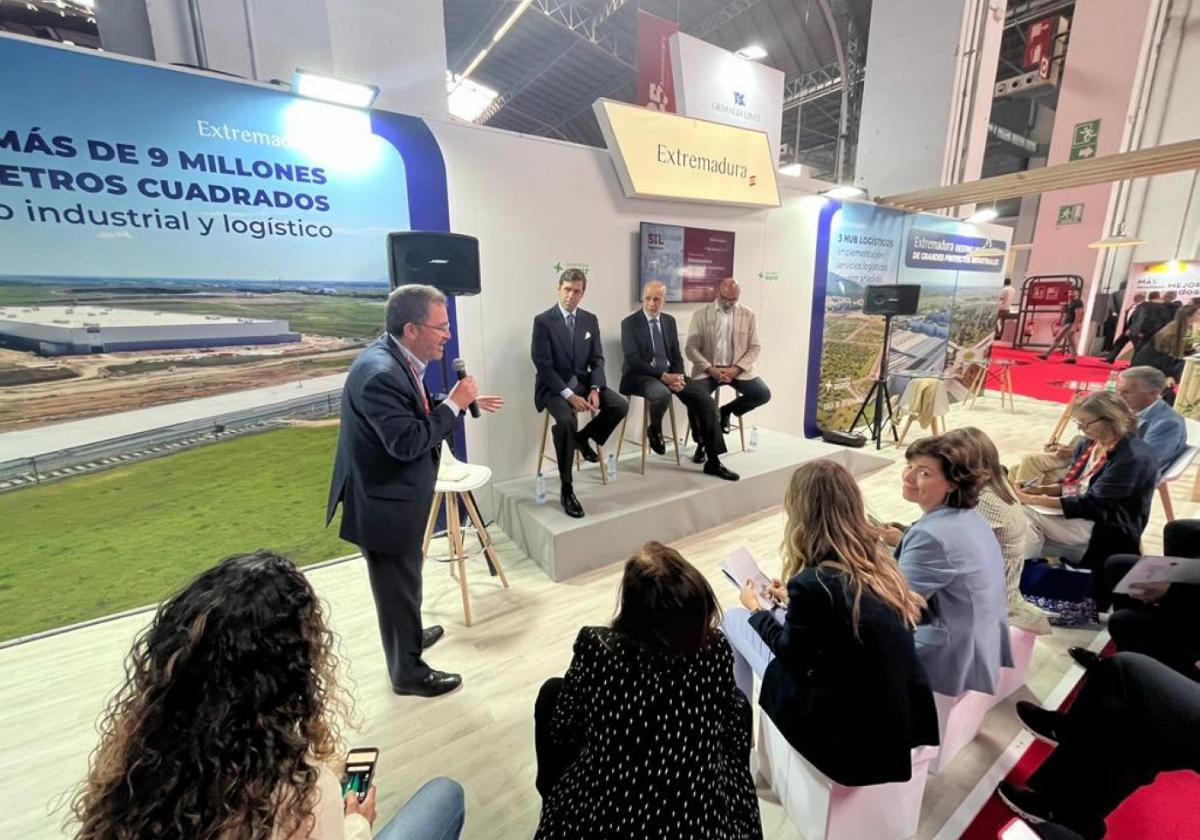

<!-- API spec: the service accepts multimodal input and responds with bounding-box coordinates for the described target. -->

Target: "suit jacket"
[1062,434,1159,572]
[1138,398,1189,476]
[531,305,607,411]
[326,336,458,554]
[685,302,762,379]
[749,566,939,785]
[899,507,1014,697]
[619,310,684,394]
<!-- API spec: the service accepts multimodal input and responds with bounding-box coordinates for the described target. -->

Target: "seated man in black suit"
[619,281,738,482]
[531,268,628,518]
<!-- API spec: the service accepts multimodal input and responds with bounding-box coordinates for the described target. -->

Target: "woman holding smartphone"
[722,461,938,785]
[72,551,464,840]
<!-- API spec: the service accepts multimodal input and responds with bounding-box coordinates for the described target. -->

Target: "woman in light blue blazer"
[895,434,1013,697]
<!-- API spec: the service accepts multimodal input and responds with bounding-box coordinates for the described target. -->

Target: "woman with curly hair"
[71,550,464,840]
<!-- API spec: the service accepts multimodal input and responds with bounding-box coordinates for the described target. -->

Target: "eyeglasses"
[1074,417,1103,430]
[415,322,452,336]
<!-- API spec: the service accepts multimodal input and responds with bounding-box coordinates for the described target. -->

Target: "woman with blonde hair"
[723,460,938,785]
[947,427,1051,635]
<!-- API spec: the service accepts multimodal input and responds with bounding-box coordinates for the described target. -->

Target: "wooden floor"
[1,392,1193,840]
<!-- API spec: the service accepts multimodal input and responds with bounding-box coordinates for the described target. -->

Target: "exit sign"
[1069,119,1100,161]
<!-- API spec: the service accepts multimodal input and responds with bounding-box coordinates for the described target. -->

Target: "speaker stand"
[846,313,900,450]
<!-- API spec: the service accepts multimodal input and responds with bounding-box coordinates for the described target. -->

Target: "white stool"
[930,690,994,774]
[421,443,509,626]
[756,714,934,840]
[991,627,1040,707]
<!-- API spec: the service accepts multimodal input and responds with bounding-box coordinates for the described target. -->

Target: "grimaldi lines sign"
[593,99,780,209]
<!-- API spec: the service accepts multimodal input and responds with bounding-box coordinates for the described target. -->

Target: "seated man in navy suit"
[531,269,628,518]
[619,281,738,482]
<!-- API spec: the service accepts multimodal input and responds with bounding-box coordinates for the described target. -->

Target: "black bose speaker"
[862,284,920,316]
[387,231,481,296]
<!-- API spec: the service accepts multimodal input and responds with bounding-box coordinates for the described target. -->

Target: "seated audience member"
[999,653,1200,839]
[1070,519,1200,680]
[532,268,629,519]
[949,428,1051,635]
[722,461,939,785]
[533,542,761,840]
[897,434,1013,697]
[72,550,465,840]
[1132,302,1199,388]
[683,277,771,461]
[1011,366,1185,485]
[619,281,738,481]
[1018,392,1158,610]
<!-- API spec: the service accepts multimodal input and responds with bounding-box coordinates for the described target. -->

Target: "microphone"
[451,358,481,418]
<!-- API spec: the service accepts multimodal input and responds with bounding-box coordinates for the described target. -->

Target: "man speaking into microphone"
[327,284,503,698]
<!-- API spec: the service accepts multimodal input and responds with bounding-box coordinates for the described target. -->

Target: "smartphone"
[998,817,1041,840]
[341,747,379,802]
[1021,478,1040,490]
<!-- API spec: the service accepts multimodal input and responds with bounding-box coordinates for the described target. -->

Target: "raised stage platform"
[493,427,892,581]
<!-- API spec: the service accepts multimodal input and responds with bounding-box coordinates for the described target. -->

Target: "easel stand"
[847,313,900,451]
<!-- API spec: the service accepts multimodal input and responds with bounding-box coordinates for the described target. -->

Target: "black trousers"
[1104,554,1200,679]
[695,375,771,421]
[1027,652,1200,839]
[627,375,726,462]
[534,677,577,798]
[545,386,627,488]
[362,507,433,687]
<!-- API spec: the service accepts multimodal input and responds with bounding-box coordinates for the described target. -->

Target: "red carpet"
[987,347,1123,404]
[959,648,1200,839]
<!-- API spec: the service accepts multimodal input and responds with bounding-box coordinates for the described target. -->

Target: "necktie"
[408,361,431,413]
[651,318,669,370]
[566,312,576,364]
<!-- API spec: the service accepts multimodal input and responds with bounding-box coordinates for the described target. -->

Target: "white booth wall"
[426,119,828,515]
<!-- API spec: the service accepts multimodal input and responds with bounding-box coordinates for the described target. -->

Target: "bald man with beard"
[619,282,738,481]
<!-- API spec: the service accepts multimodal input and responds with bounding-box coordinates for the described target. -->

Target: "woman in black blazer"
[1018,391,1159,609]
[534,542,761,840]
[723,460,939,786]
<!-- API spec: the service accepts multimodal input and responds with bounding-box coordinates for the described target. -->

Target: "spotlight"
[292,70,380,109]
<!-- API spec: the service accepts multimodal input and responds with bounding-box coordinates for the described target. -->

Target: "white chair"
[929,690,994,774]
[1163,418,1200,521]
[421,443,509,626]
[991,627,1040,707]
[756,713,934,840]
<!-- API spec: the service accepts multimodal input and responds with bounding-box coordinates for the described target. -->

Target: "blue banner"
[905,229,1006,273]
[0,36,442,289]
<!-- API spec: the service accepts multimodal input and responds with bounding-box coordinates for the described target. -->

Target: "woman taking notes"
[723,461,938,785]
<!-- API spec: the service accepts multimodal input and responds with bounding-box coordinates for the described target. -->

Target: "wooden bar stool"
[684,382,747,452]
[421,443,509,627]
[896,377,949,443]
[967,359,1016,412]
[535,408,607,485]
[615,394,681,475]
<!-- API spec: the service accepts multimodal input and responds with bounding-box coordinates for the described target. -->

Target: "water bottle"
[534,471,547,505]
[606,451,618,482]
[748,425,759,452]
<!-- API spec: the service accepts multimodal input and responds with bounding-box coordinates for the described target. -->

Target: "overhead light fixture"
[493,0,534,43]
[1088,220,1146,249]
[736,45,768,60]
[292,70,379,109]
[447,76,499,123]
[778,163,805,177]
[822,185,866,200]
[966,206,999,224]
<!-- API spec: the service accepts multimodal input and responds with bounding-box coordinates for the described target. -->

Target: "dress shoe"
[1015,700,1065,746]
[997,782,1055,826]
[393,670,462,698]
[561,487,585,518]
[1063,357,1077,364]
[421,625,444,651]
[704,461,739,481]
[691,443,706,464]
[1036,353,1049,361]
[719,407,733,435]
[647,427,666,455]
[1067,645,1103,671]
[575,433,600,463]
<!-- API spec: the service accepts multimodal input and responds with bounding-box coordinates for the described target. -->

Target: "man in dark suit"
[620,281,738,481]
[531,268,628,518]
[327,284,503,698]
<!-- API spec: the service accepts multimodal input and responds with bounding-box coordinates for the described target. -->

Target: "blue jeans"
[722,607,778,702]
[375,777,465,840]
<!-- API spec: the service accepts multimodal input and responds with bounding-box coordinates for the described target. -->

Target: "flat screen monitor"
[638,222,735,303]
